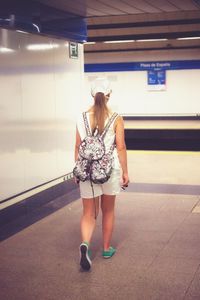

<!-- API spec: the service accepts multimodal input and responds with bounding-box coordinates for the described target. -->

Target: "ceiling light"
[16,30,29,34]
[26,44,59,51]
[136,39,168,42]
[32,23,40,33]
[177,37,200,40]
[84,42,96,45]
[0,47,14,53]
[104,40,135,44]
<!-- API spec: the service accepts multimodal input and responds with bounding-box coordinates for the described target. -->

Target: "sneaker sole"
[102,254,115,259]
[102,248,116,259]
[79,244,91,271]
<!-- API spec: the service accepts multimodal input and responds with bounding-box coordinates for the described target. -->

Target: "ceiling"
[1,0,200,53]
[37,0,200,54]
[37,0,200,17]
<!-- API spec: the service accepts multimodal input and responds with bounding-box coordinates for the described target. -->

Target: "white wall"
[0,29,84,201]
[84,69,200,115]
[84,48,200,115]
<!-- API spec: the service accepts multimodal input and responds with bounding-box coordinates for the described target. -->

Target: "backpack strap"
[82,112,91,136]
[101,112,118,140]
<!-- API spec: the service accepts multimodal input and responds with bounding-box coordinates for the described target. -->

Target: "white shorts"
[79,169,121,198]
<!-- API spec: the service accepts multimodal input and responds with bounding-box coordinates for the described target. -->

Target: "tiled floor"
[0,151,200,300]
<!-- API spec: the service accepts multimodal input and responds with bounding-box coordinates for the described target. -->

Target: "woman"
[74,78,129,271]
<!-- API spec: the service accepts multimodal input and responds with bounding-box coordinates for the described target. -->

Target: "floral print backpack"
[73,112,118,184]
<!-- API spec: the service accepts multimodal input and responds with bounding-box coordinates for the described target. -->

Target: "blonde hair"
[91,92,110,134]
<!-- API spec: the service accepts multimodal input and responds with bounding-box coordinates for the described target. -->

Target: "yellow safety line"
[128,150,200,155]
[125,126,200,129]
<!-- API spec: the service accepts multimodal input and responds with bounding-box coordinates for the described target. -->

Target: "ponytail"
[92,92,109,134]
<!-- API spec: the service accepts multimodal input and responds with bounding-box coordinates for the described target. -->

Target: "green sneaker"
[79,242,92,271]
[102,246,116,259]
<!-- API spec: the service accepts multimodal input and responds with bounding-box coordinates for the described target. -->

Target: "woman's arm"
[115,116,129,186]
[74,126,81,162]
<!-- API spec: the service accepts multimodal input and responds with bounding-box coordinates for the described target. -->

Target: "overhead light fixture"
[32,23,40,33]
[104,40,135,44]
[84,42,96,45]
[26,43,59,51]
[136,38,168,42]
[16,30,28,34]
[177,37,200,40]
[0,47,14,53]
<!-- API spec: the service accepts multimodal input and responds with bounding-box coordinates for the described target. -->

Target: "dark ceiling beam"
[87,31,200,42]
[87,18,200,30]
[84,45,200,53]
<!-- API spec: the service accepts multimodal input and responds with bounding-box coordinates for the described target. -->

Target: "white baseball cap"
[91,77,112,96]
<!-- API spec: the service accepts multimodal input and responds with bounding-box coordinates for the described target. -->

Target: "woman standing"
[74,78,129,271]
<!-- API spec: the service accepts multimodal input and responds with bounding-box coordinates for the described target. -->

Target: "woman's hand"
[122,172,129,188]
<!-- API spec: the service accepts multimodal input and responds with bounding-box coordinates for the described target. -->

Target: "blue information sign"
[148,70,166,85]
[85,60,200,73]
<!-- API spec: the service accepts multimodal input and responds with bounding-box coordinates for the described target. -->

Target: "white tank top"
[76,112,120,170]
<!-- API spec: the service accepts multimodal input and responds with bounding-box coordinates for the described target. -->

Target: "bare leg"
[81,197,99,244]
[101,194,116,251]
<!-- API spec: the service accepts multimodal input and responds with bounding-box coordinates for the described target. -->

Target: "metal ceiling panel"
[86,0,127,15]
[88,24,200,38]
[148,0,180,12]
[122,0,162,13]
[86,7,108,16]
[86,10,200,25]
[96,0,144,14]
[168,0,200,10]
[26,0,200,17]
